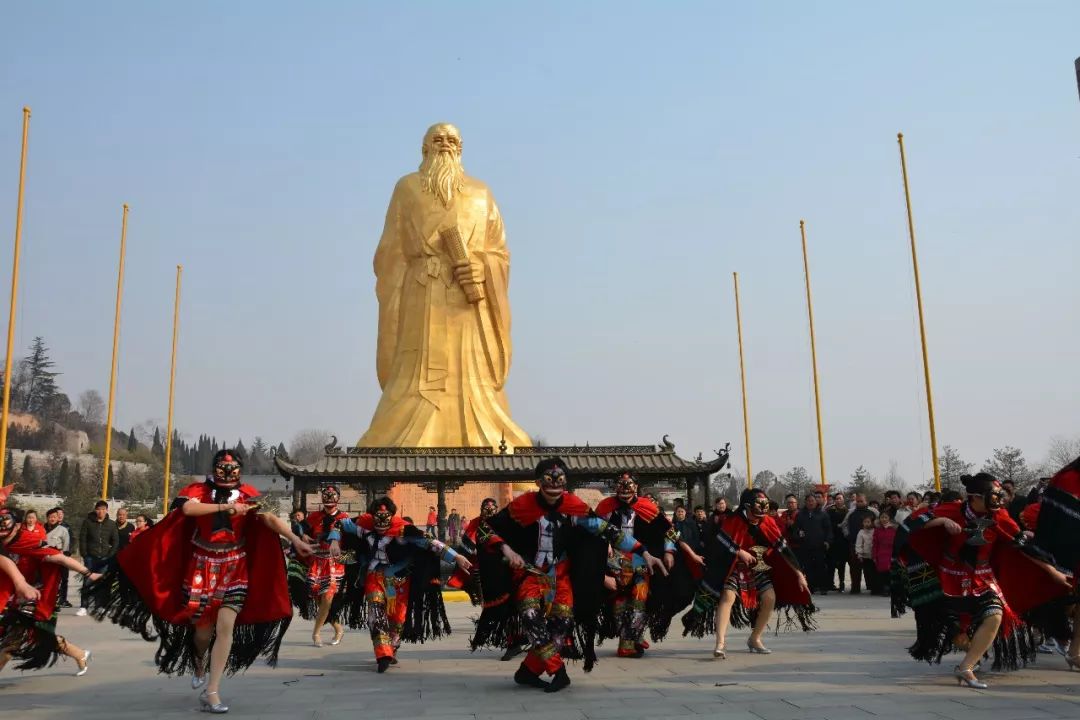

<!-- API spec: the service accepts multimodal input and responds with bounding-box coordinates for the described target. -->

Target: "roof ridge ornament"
[324,435,342,454]
[498,433,508,455]
[660,435,675,452]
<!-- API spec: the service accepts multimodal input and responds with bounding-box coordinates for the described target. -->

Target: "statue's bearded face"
[419,123,465,209]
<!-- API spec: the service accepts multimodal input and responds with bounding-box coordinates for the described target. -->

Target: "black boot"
[376,657,392,673]
[514,664,549,689]
[544,666,571,693]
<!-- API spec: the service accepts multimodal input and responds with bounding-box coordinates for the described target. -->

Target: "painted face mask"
[212,453,242,490]
[539,467,568,496]
[321,485,340,507]
[372,506,394,532]
[480,499,498,518]
[748,493,770,517]
[985,482,1006,510]
[615,473,638,502]
[0,509,17,540]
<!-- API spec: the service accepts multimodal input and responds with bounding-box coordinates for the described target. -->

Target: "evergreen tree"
[115,463,132,499]
[55,456,73,496]
[21,454,39,491]
[935,445,973,492]
[21,337,61,415]
[4,450,13,483]
[981,446,1033,491]
[780,466,814,500]
[235,438,247,459]
[127,427,138,453]
[249,436,270,474]
[847,465,885,498]
[151,427,165,458]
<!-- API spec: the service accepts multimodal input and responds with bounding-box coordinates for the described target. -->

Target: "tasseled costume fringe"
[0,609,62,670]
[85,566,157,641]
[85,566,290,676]
[681,581,721,638]
[906,598,1037,671]
[681,580,818,638]
[402,582,451,642]
[287,559,316,621]
[469,592,520,651]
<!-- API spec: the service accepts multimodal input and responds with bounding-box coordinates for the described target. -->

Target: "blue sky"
[2,1,1078,487]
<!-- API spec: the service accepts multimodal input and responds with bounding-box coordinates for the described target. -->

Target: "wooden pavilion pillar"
[436,478,447,541]
[498,481,513,507]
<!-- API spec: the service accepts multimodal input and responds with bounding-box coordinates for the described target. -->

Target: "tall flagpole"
[897,133,941,492]
[799,221,828,491]
[101,204,129,499]
[733,272,753,487]
[162,265,182,516]
[0,107,31,487]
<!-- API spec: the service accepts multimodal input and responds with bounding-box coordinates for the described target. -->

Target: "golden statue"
[358,123,531,450]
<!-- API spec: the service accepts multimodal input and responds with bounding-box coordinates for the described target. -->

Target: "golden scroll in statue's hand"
[440,226,485,304]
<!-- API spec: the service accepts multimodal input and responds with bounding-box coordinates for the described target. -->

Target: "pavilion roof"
[274,439,729,484]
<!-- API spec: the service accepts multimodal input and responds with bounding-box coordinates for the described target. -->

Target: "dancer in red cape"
[86,450,313,714]
[894,473,1071,689]
[1017,457,1080,670]
[289,484,350,647]
[0,499,100,675]
[682,487,814,659]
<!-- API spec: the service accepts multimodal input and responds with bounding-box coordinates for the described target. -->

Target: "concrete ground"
[3,591,1078,719]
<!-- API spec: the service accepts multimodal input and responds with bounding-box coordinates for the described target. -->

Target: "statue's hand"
[453,259,485,288]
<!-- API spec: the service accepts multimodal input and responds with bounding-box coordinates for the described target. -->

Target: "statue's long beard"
[419,150,465,208]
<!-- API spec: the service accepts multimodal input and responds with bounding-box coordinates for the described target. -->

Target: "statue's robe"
[358,173,529,449]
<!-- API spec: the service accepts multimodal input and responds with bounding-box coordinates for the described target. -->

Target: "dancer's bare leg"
[193,622,213,682]
[205,607,237,699]
[1067,604,1080,665]
[57,635,90,673]
[958,612,1002,683]
[312,593,332,645]
[713,589,737,655]
[748,588,776,649]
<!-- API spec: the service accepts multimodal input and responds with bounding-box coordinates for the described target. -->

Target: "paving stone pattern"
[4,592,1078,718]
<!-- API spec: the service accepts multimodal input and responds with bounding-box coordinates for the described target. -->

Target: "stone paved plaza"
[4,592,1079,719]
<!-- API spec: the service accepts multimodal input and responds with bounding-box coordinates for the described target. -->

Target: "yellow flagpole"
[799,220,828,490]
[101,204,129,499]
[733,271,753,487]
[162,265,182,516]
[897,133,941,492]
[0,107,31,487]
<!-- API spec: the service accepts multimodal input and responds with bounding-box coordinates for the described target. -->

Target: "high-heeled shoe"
[954,665,988,689]
[75,650,92,677]
[747,641,772,654]
[712,645,726,659]
[199,690,229,714]
[330,627,345,646]
[312,632,324,648]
